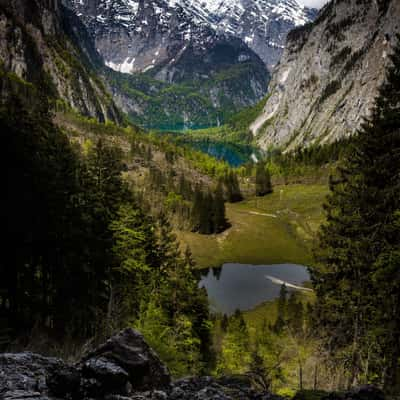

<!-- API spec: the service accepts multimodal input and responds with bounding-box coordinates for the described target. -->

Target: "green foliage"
[105,62,268,130]
[217,310,251,374]
[215,292,316,393]
[0,71,128,338]
[263,138,351,184]
[227,94,270,133]
[312,34,400,392]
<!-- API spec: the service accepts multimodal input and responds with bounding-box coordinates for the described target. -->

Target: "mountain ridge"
[67,0,317,72]
[251,0,400,151]
[65,0,277,129]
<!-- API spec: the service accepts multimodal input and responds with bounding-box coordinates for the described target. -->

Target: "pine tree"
[190,184,203,232]
[255,161,273,197]
[273,284,288,334]
[224,171,243,203]
[212,182,227,233]
[312,34,400,391]
[287,292,304,335]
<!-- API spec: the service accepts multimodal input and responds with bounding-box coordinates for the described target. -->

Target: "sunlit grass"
[177,184,329,269]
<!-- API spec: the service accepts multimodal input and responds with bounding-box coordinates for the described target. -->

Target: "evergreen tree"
[199,192,213,234]
[274,284,287,334]
[212,182,227,233]
[287,292,304,335]
[190,184,203,232]
[224,171,243,203]
[255,161,273,196]
[108,204,156,331]
[312,34,400,391]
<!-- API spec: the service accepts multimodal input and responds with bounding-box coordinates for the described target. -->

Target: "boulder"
[0,329,298,400]
[81,328,170,392]
[81,357,129,396]
[0,352,79,399]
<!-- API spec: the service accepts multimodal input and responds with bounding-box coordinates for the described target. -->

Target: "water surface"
[199,263,310,314]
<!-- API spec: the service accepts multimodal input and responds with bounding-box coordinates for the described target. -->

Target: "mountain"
[0,0,121,122]
[190,0,318,70]
[64,0,316,130]
[67,0,317,73]
[64,0,277,129]
[251,0,400,151]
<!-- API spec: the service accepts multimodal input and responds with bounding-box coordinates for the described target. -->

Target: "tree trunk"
[348,305,361,389]
[313,363,318,390]
[383,291,400,393]
[299,360,303,391]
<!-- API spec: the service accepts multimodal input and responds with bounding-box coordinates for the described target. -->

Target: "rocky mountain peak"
[66,0,317,73]
[251,0,400,150]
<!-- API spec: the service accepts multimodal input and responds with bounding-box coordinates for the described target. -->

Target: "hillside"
[251,0,400,150]
[0,0,121,122]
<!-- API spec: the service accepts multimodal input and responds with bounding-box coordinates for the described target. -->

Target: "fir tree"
[212,181,227,233]
[255,161,273,196]
[312,34,400,391]
[273,284,288,334]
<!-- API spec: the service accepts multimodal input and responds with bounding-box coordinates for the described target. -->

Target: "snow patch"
[280,68,291,84]
[105,57,136,74]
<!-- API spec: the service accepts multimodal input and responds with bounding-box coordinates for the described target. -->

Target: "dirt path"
[248,211,278,218]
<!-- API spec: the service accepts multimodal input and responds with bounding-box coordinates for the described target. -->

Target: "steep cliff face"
[0,0,121,122]
[251,0,400,151]
[65,0,270,129]
[206,0,317,70]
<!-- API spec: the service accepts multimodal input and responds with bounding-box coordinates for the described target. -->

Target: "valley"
[1,0,400,398]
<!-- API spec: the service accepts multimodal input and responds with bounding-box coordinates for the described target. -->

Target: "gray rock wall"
[251,0,400,151]
[0,0,121,122]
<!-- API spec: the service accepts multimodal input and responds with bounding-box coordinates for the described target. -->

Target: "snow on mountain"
[67,0,317,72]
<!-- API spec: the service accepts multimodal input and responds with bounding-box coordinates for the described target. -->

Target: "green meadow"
[177,184,329,269]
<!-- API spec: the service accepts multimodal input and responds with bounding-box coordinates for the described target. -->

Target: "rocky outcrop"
[205,0,317,70]
[0,328,387,400]
[0,0,121,122]
[251,0,400,151]
[80,329,170,392]
[0,328,283,400]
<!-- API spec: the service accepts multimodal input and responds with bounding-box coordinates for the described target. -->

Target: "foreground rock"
[293,385,385,400]
[0,328,279,399]
[0,328,385,400]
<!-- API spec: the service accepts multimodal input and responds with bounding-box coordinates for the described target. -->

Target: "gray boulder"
[81,328,170,392]
[0,352,80,400]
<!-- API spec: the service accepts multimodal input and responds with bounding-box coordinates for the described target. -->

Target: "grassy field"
[177,184,329,269]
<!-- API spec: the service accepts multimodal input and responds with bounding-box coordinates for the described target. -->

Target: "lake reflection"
[199,263,310,314]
